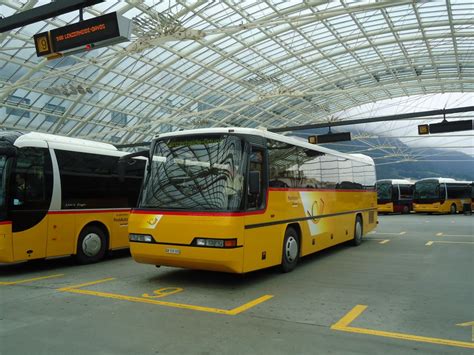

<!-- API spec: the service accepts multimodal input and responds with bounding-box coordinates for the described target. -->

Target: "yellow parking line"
[379,239,390,244]
[436,233,444,237]
[57,278,115,291]
[331,305,474,349]
[426,241,434,246]
[0,274,64,286]
[58,278,273,315]
[227,295,274,315]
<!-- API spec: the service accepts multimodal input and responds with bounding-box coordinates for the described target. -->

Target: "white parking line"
[426,241,474,246]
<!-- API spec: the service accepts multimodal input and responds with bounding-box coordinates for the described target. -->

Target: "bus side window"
[247,147,265,210]
[439,184,446,199]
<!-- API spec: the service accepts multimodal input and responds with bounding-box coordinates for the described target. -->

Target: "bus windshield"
[414,181,439,200]
[377,183,392,200]
[140,135,245,211]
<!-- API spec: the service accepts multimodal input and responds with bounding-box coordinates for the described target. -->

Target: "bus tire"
[450,204,457,214]
[353,216,363,246]
[402,205,410,214]
[76,225,107,264]
[280,227,299,273]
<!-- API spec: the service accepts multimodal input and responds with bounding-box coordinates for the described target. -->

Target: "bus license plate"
[165,248,180,255]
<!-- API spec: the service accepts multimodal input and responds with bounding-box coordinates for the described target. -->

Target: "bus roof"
[377,179,414,185]
[12,132,121,156]
[416,177,471,184]
[154,127,375,166]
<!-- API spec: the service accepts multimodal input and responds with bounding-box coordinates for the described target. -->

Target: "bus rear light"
[194,238,237,248]
[129,233,154,243]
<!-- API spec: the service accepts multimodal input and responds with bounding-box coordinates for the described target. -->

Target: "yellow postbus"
[125,128,377,273]
[0,132,144,264]
[413,178,471,214]
[376,179,414,214]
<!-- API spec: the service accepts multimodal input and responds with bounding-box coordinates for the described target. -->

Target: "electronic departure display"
[418,119,473,135]
[34,12,132,58]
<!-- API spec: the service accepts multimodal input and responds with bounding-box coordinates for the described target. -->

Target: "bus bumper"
[130,242,244,273]
[413,203,440,213]
[377,203,394,213]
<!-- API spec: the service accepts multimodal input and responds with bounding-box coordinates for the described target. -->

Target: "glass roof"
[0,0,472,147]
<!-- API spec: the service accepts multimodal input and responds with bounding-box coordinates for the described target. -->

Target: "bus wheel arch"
[280,224,301,273]
[450,204,457,214]
[75,222,109,264]
[353,214,363,246]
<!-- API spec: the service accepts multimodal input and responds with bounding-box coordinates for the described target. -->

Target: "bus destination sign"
[34,12,132,58]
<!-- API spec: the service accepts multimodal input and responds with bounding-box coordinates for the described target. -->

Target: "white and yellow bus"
[413,178,471,214]
[125,128,377,273]
[0,132,145,264]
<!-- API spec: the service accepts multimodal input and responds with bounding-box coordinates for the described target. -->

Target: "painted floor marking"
[331,305,474,349]
[58,278,273,315]
[0,274,64,286]
[442,234,474,238]
[365,238,390,244]
[436,233,444,237]
[426,241,474,246]
[369,232,406,236]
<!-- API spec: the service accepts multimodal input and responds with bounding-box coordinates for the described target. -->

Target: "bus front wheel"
[353,216,363,246]
[280,227,300,273]
[450,204,457,214]
[76,225,107,264]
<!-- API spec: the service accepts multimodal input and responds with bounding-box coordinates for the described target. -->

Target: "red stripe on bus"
[131,210,266,217]
[0,221,12,225]
[48,209,131,215]
[268,188,375,193]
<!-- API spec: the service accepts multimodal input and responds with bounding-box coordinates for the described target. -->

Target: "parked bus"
[124,128,377,274]
[0,132,145,264]
[413,178,471,214]
[376,179,414,214]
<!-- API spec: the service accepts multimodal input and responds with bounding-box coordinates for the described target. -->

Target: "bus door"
[0,155,13,262]
[243,145,273,272]
[9,147,53,261]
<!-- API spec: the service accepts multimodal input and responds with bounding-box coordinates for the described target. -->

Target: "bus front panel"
[129,211,245,273]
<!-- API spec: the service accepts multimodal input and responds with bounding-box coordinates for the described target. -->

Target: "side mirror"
[249,171,260,195]
[118,150,149,182]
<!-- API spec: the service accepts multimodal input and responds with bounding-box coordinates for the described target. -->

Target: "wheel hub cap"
[82,233,101,257]
[286,236,298,262]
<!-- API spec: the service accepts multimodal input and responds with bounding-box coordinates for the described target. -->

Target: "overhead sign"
[418,124,429,135]
[308,132,351,144]
[34,12,132,58]
[428,119,473,134]
[418,120,473,135]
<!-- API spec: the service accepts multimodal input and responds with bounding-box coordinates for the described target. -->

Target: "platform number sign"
[33,32,52,56]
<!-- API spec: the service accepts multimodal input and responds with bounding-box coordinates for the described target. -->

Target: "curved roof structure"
[0,0,473,146]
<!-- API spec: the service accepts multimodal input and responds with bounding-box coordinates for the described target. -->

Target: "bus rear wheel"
[280,226,299,273]
[76,225,107,264]
[402,205,410,214]
[450,204,457,214]
[353,216,363,246]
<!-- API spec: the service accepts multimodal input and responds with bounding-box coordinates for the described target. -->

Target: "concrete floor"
[1,214,473,354]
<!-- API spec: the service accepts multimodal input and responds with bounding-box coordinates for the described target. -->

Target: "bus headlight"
[129,234,154,243]
[193,238,237,248]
